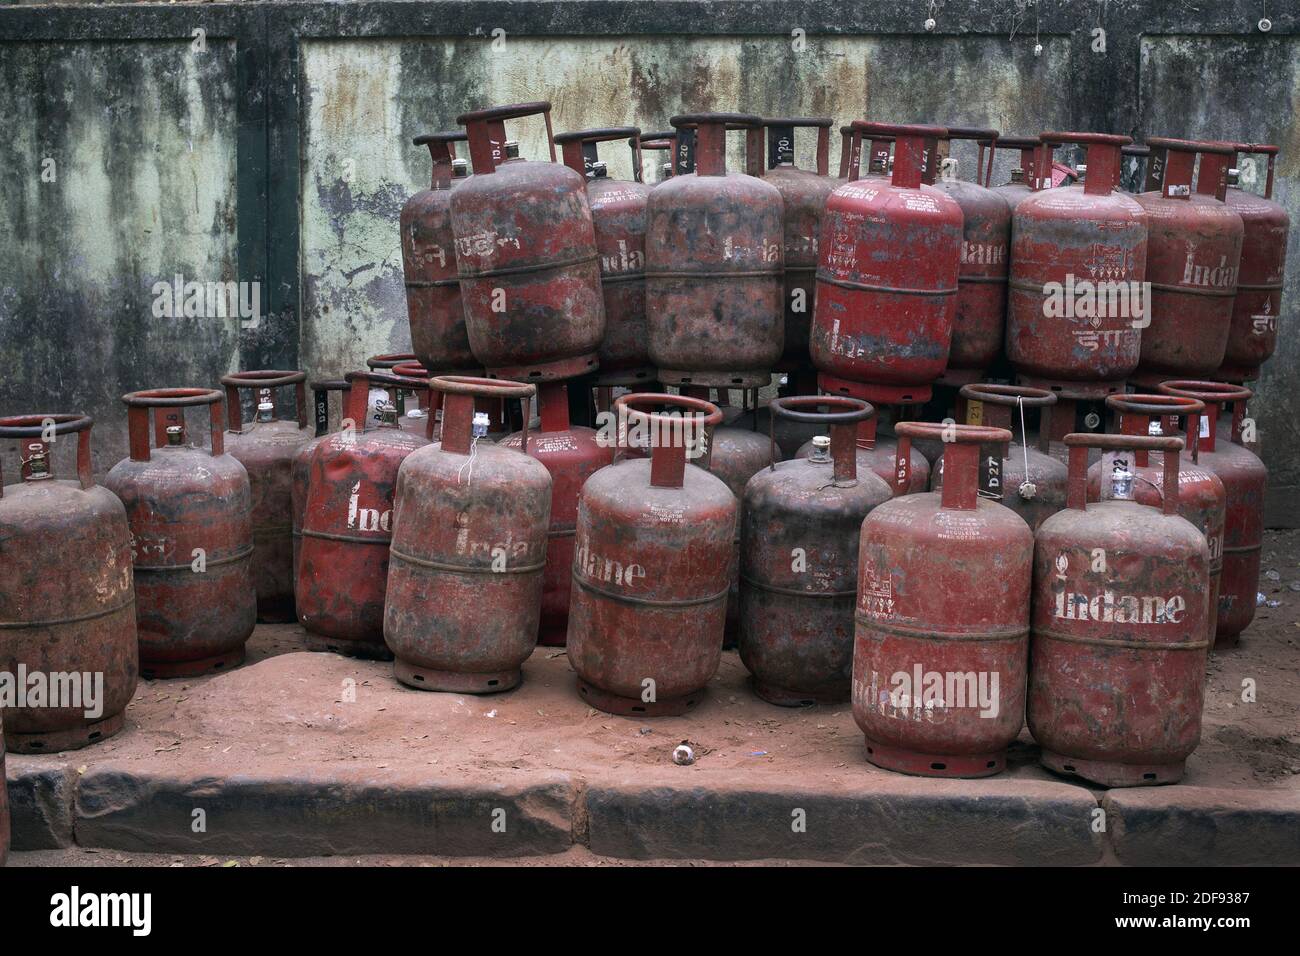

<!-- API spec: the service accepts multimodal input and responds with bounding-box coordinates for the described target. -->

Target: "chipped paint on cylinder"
[1134,139,1243,380]
[104,390,256,679]
[1028,432,1210,787]
[853,422,1033,777]
[297,374,430,657]
[812,124,962,400]
[385,376,551,691]
[741,397,891,704]
[566,394,734,715]
[498,381,612,647]
[1008,133,1148,391]
[0,416,138,753]
[646,114,784,387]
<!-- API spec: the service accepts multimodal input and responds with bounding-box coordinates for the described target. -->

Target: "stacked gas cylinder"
[0,101,1287,800]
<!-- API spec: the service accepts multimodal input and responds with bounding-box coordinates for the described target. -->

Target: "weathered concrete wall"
[0,37,240,472]
[1139,33,1300,519]
[299,33,1073,379]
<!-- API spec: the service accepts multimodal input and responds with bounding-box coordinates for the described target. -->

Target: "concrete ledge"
[5,758,76,851]
[1104,787,1300,866]
[70,765,577,858]
[585,778,1105,865]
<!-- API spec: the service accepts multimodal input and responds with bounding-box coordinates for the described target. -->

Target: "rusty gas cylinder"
[932,384,1068,532]
[385,376,550,692]
[221,370,312,623]
[813,122,962,407]
[741,397,891,705]
[0,415,137,751]
[795,399,930,495]
[555,126,655,388]
[1218,144,1289,381]
[1029,432,1210,786]
[297,370,432,658]
[646,113,784,388]
[292,377,350,585]
[853,421,1033,777]
[104,390,255,679]
[402,131,476,373]
[934,127,1011,385]
[453,102,605,381]
[761,117,836,376]
[683,386,773,649]
[567,394,732,715]
[1132,138,1243,383]
[1158,380,1267,647]
[497,381,613,647]
[1007,132,1148,396]
[1087,393,1225,645]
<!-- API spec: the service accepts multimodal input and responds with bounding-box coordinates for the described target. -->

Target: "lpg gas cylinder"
[933,127,1011,384]
[646,113,784,389]
[1133,138,1243,382]
[554,126,655,388]
[498,381,612,647]
[453,102,605,381]
[812,122,962,407]
[0,415,137,751]
[401,131,475,373]
[222,370,312,623]
[292,377,349,584]
[761,117,836,376]
[741,397,891,704]
[1029,432,1210,786]
[1219,144,1289,381]
[1086,393,1225,645]
[297,370,431,658]
[1158,380,1267,647]
[987,135,1039,208]
[567,394,733,715]
[1007,132,1148,396]
[385,377,550,692]
[105,389,255,679]
[795,402,930,495]
[932,384,1068,531]
[854,422,1034,777]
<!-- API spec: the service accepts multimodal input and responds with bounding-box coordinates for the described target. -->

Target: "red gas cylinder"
[932,384,1068,532]
[1089,394,1225,645]
[795,403,930,495]
[401,131,475,374]
[1219,144,1289,381]
[567,394,733,715]
[385,377,550,691]
[1007,132,1148,396]
[555,126,655,388]
[985,135,1072,209]
[497,381,612,647]
[105,390,255,679]
[1132,138,1243,383]
[292,377,350,585]
[646,113,784,389]
[935,127,1011,385]
[1029,432,1210,786]
[813,122,962,407]
[452,101,605,381]
[1158,380,1267,647]
[297,370,432,658]
[221,370,312,623]
[854,421,1034,777]
[741,397,891,705]
[761,117,836,377]
[0,415,137,751]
